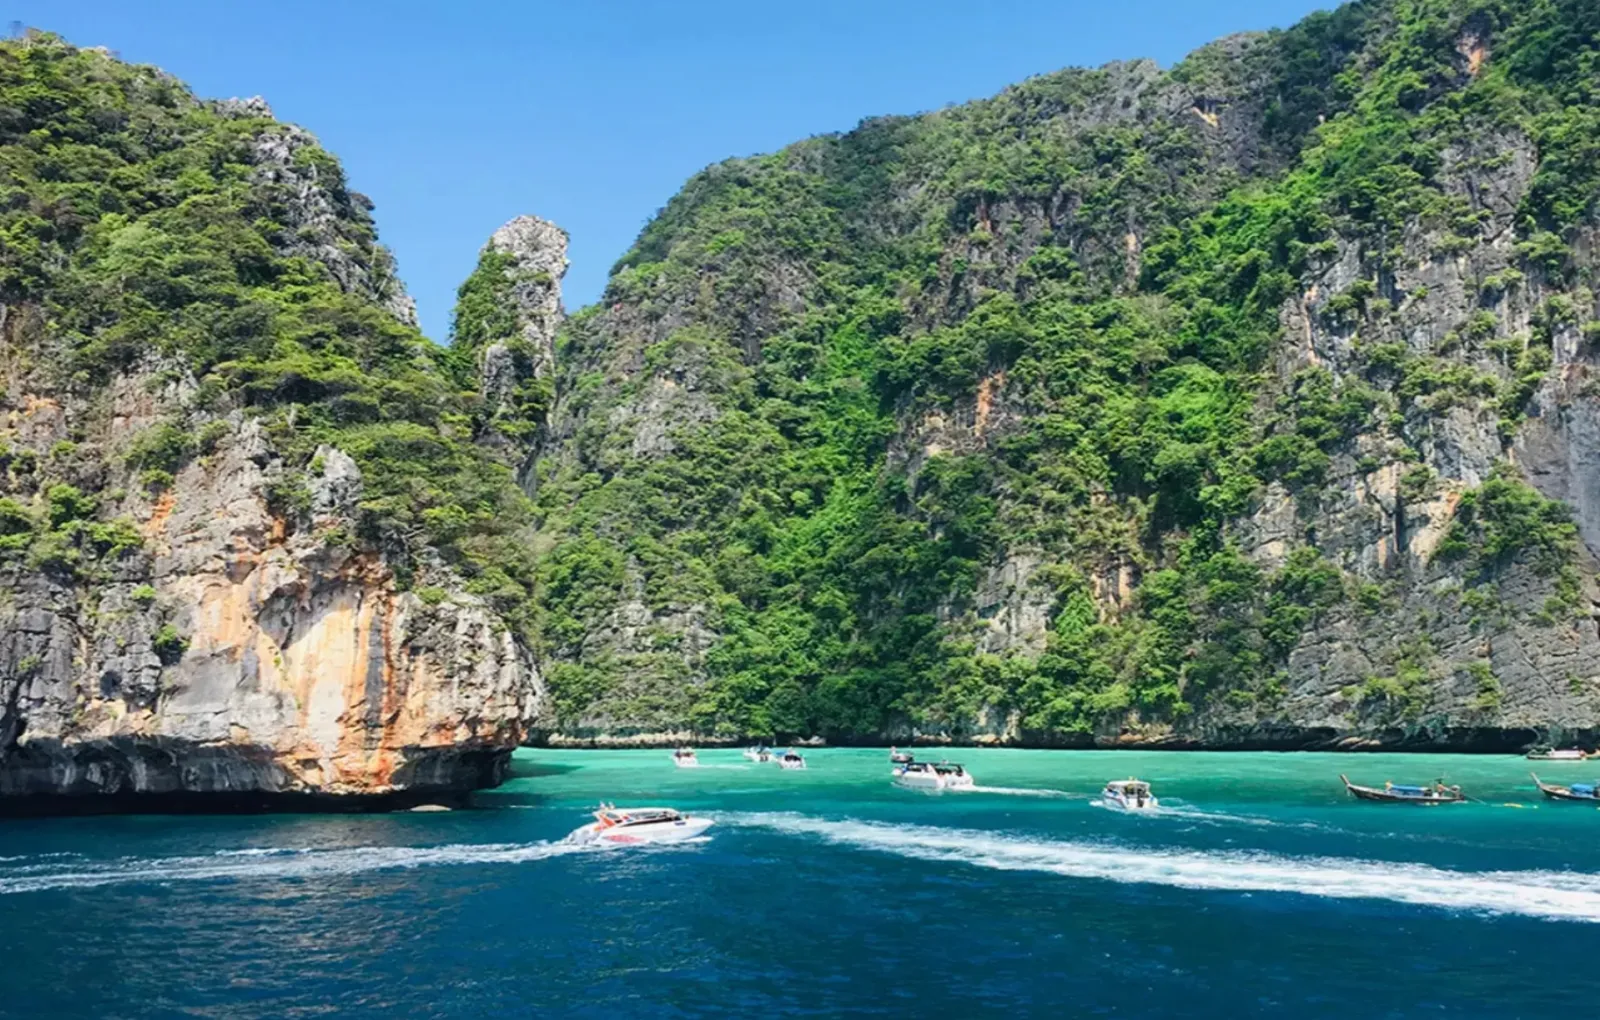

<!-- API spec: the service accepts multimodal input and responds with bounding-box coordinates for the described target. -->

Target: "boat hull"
[893,772,974,791]
[1532,774,1600,801]
[1536,787,1599,801]
[1340,775,1464,804]
[568,816,715,846]
[1101,795,1159,811]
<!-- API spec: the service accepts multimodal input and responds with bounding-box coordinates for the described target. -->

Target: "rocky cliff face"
[0,34,543,808]
[0,404,535,804]
[450,215,570,479]
[525,0,1600,749]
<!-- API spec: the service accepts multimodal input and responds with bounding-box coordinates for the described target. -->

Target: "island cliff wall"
[0,36,543,809]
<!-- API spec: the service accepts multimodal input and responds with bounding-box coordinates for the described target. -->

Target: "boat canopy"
[600,807,685,825]
[1574,784,1597,796]
[1389,785,1426,795]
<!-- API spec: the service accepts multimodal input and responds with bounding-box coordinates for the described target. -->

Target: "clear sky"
[23,0,1331,342]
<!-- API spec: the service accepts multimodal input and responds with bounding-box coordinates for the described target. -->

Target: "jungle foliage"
[527,0,1599,738]
[0,32,538,629]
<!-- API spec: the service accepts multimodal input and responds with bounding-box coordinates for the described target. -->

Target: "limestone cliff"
[0,35,543,808]
[524,0,1600,749]
[451,215,570,477]
[0,406,536,804]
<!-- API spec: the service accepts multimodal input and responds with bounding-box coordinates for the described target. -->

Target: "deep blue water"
[3,749,1600,1018]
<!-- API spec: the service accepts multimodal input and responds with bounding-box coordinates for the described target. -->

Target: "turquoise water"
[3,748,1600,1017]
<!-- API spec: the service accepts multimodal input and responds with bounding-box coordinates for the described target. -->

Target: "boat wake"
[1091,802,1290,828]
[0,841,592,896]
[730,813,1600,923]
[963,785,1080,798]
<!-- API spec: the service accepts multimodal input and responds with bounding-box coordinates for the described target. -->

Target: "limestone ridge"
[487,215,569,378]
[451,216,569,478]
[483,215,568,398]
[524,0,1600,749]
[216,95,419,328]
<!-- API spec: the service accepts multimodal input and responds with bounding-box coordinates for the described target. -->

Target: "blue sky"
[24,0,1331,341]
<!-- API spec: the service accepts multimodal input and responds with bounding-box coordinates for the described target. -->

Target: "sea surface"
[3,749,1599,1018]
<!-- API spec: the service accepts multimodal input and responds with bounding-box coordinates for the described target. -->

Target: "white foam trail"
[963,785,1079,799]
[732,813,1600,923]
[0,841,587,895]
[1092,802,1287,827]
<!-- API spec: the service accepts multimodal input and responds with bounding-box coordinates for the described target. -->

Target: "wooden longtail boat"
[1340,775,1465,804]
[1531,773,1600,802]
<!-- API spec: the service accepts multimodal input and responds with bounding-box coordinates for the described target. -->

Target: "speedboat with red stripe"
[565,804,714,846]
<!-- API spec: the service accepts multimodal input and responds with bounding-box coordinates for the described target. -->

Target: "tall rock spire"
[481,215,568,397]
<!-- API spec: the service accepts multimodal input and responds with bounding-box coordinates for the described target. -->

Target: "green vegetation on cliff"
[528,0,1600,740]
[0,33,537,626]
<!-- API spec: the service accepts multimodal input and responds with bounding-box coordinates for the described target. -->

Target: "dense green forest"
[524,0,1600,741]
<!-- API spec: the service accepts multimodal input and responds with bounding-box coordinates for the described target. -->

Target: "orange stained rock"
[974,371,1006,436]
[143,489,176,539]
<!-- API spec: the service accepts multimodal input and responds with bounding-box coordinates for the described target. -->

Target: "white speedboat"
[565,804,714,846]
[778,750,807,770]
[743,746,773,763]
[672,748,700,768]
[1100,778,1158,811]
[893,760,974,791]
[1526,746,1589,761]
[889,746,914,765]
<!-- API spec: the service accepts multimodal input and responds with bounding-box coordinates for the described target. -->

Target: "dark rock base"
[528,725,1591,754]
[0,737,511,816]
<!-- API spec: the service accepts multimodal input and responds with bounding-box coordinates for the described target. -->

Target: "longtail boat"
[1340,775,1465,804]
[1531,773,1600,802]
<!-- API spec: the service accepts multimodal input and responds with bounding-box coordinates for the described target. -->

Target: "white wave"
[1092,802,1288,828]
[731,813,1600,923]
[0,840,588,895]
[963,785,1079,799]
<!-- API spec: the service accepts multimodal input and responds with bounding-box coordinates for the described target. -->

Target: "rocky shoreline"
[0,736,510,815]
[0,786,477,818]
[527,725,1589,754]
